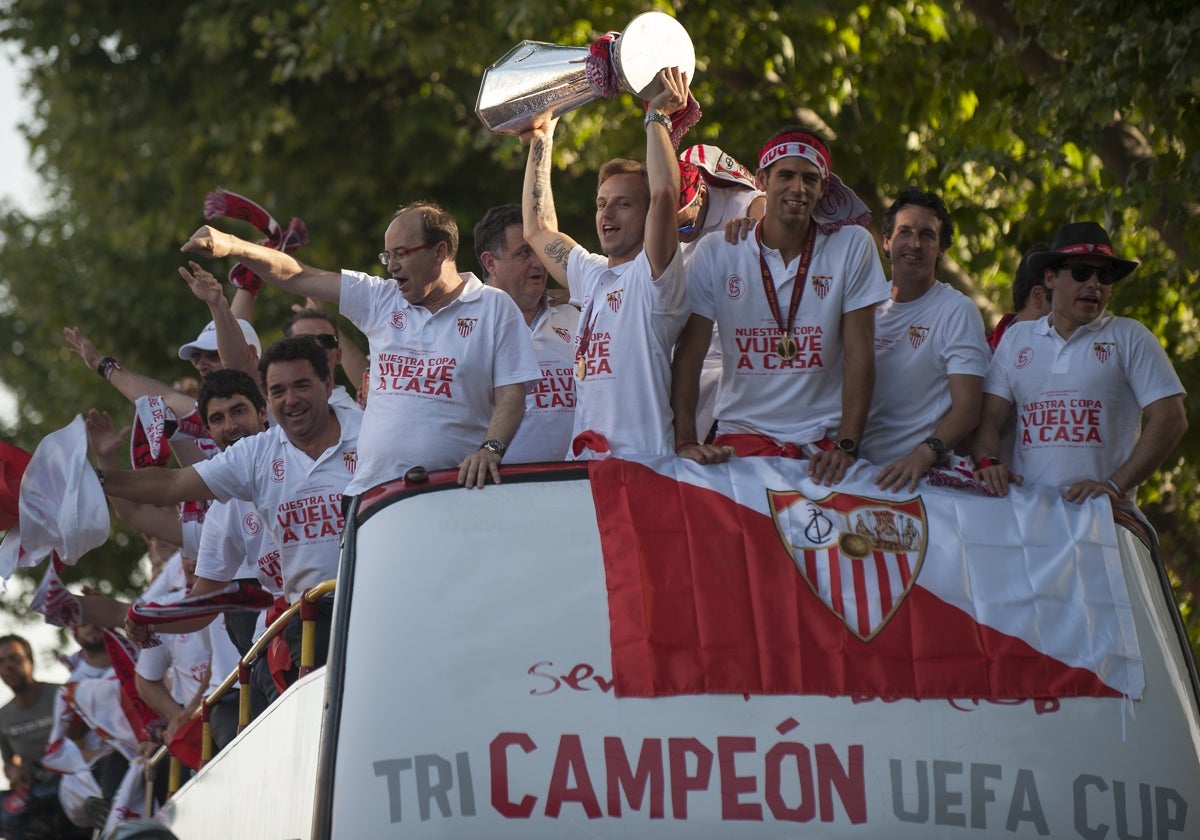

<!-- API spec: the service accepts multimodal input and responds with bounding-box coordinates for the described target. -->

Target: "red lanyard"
[756,221,817,360]
[575,296,601,380]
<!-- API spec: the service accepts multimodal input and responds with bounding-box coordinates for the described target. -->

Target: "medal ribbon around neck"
[574,296,603,381]
[755,221,818,361]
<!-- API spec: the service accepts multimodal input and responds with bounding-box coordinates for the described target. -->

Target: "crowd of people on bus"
[0,66,1188,835]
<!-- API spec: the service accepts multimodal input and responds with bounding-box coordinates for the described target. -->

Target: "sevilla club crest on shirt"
[389,311,407,331]
[553,327,572,343]
[811,275,832,299]
[768,489,927,641]
[1093,341,1115,364]
[457,317,478,338]
[908,325,930,349]
[606,289,624,313]
[727,275,744,300]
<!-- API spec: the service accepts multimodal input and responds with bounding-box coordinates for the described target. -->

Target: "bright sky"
[0,47,70,700]
[0,45,34,432]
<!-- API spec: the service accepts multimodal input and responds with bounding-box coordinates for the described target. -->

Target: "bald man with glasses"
[973,221,1187,503]
[182,201,539,494]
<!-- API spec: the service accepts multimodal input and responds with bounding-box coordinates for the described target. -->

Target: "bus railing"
[143,579,336,814]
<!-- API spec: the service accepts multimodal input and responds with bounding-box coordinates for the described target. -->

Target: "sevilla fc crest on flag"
[1094,341,1115,363]
[457,317,478,338]
[606,289,624,313]
[908,325,930,349]
[770,490,926,641]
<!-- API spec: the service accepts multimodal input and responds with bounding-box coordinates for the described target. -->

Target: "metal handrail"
[142,579,337,814]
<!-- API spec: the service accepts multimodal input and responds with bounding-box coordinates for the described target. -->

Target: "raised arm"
[521,116,579,291]
[179,261,259,383]
[86,409,184,545]
[642,67,688,277]
[181,225,341,303]
[64,326,197,417]
[99,464,215,507]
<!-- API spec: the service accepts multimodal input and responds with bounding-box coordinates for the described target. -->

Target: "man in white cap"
[973,221,1188,503]
[671,126,890,485]
[63,300,261,424]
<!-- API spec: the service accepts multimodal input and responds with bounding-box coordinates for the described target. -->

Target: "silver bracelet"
[644,111,672,133]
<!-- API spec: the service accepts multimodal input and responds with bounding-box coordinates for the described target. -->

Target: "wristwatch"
[480,440,507,459]
[923,437,946,458]
[836,438,859,460]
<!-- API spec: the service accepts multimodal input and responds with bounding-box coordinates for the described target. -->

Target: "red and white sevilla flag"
[590,456,1143,701]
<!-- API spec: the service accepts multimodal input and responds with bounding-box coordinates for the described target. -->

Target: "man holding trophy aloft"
[520,65,692,460]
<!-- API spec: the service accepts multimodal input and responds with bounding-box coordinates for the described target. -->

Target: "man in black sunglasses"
[282,308,364,413]
[973,221,1187,505]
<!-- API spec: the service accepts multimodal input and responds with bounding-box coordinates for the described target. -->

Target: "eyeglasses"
[379,242,434,265]
[1059,263,1117,286]
[314,333,339,349]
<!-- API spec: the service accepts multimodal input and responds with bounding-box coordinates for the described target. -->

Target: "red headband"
[1057,243,1117,258]
[678,161,702,211]
[757,132,831,179]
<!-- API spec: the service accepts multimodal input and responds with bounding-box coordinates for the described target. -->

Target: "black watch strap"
[480,439,507,458]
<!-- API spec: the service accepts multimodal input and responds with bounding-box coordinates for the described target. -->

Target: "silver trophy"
[476,12,696,135]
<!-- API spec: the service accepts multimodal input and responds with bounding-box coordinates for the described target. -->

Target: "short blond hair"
[597,158,650,206]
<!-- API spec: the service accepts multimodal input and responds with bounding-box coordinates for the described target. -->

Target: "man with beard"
[520,67,691,459]
[860,189,989,492]
[973,221,1187,502]
[0,634,76,838]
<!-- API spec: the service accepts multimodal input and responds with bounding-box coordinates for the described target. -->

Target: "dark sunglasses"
[314,333,339,349]
[1059,263,1118,286]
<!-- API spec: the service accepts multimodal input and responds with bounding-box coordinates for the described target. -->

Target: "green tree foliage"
[0,0,1196,609]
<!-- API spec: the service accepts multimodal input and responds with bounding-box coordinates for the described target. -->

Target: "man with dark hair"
[521,68,691,459]
[182,201,538,492]
[0,634,72,838]
[97,337,360,680]
[671,126,889,485]
[861,188,989,491]
[282,307,367,409]
[475,204,579,462]
[974,221,1187,503]
[987,243,1052,351]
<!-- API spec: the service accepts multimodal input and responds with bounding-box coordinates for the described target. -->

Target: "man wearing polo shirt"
[99,336,360,678]
[520,66,691,459]
[671,126,889,485]
[182,202,539,493]
[973,221,1187,503]
[474,204,579,463]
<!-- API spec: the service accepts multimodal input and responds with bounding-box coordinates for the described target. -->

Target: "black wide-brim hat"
[1026,221,1139,282]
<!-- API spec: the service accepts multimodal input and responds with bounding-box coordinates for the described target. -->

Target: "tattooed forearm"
[544,238,570,270]
[530,138,558,227]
